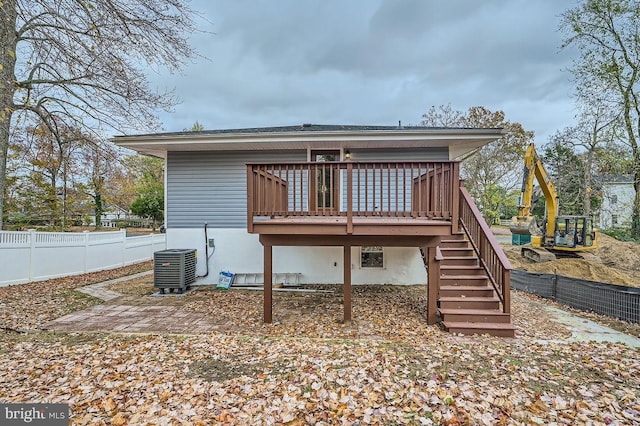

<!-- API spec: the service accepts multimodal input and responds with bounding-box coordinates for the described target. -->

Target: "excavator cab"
[553,216,597,251]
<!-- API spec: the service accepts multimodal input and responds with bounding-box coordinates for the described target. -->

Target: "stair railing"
[459,185,512,314]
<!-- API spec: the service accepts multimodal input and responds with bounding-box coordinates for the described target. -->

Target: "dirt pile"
[523,258,638,286]
[499,232,640,287]
[595,234,640,272]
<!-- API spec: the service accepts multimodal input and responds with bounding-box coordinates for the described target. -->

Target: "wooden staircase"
[427,233,515,337]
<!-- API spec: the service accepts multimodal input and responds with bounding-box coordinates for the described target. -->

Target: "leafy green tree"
[125,155,164,230]
[185,121,205,132]
[561,0,640,237]
[130,193,164,230]
[0,0,199,228]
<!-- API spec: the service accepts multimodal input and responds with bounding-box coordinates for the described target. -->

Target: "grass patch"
[108,275,155,296]
[0,330,103,347]
[190,355,294,382]
[60,289,103,312]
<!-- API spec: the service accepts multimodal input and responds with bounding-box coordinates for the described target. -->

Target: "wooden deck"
[245,160,513,336]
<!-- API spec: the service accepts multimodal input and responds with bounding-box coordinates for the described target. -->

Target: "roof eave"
[113,128,504,160]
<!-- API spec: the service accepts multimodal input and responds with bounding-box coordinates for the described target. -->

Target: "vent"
[154,249,196,294]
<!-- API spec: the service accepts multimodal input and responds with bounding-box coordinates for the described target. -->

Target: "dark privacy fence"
[511,270,640,324]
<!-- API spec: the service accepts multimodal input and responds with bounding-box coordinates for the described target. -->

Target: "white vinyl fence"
[0,229,166,287]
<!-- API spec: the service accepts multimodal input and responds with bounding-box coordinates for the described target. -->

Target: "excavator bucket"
[509,216,538,245]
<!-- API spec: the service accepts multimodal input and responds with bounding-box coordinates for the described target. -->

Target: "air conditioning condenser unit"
[154,249,196,294]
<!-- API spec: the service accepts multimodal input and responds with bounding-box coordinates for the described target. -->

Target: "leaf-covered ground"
[0,262,152,331]
[0,267,639,425]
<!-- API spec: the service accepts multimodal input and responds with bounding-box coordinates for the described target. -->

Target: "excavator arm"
[511,143,559,242]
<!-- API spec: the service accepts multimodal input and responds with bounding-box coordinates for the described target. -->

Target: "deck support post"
[264,244,272,323]
[343,245,352,324]
[427,246,440,325]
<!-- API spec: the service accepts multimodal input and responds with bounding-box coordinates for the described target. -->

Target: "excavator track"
[520,246,557,263]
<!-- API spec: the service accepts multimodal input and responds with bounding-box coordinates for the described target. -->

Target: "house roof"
[600,175,634,184]
[113,123,504,160]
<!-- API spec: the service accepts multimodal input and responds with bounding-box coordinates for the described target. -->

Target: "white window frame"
[360,246,385,269]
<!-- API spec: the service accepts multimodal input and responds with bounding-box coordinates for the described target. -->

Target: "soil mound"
[595,234,640,272]
[499,232,640,287]
[524,258,637,286]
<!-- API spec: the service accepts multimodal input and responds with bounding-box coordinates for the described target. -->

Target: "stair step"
[441,275,489,286]
[439,285,495,297]
[438,308,511,323]
[447,233,467,240]
[439,296,500,310]
[441,265,485,275]
[443,321,516,337]
[440,256,479,267]
[439,240,470,249]
[439,248,475,257]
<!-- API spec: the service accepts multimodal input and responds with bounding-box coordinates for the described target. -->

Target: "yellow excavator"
[510,143,598,262]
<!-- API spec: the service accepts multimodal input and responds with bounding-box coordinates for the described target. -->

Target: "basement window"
[361,246,384,268]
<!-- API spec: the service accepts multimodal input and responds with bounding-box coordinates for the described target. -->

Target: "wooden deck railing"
[247,161,460,231]
[459,185,512,314]
[249,169,289,216]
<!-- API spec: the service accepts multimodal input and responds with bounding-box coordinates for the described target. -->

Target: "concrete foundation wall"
[167,228,428,285]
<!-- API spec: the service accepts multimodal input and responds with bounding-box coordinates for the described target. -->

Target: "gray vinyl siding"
[167,147,449,227]
[341,147,450,212]
[348,147,449,161]
[167,150,305,228]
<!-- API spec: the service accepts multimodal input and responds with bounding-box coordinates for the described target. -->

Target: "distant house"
[114,124,514,336]
[97,205,144,228]
[597,175,634,229]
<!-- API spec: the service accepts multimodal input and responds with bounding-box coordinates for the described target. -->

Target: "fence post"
[502,269,511,315]
[28,229,36,281]
[121,229,127,267]
[83,231,90,273]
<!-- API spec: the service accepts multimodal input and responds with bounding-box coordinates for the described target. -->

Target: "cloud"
[151,0,579,143]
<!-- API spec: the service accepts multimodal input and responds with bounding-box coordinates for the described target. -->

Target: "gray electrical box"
[154,249,196,294]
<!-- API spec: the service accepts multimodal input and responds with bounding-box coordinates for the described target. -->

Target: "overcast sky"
[151,0,579,144]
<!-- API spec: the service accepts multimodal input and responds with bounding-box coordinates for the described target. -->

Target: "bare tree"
[0,0,200,228]
[561,0,640,237]
[571,104,619,216]
[77,137,123,229]
[421,105,533,224]
[420,104,464,127]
